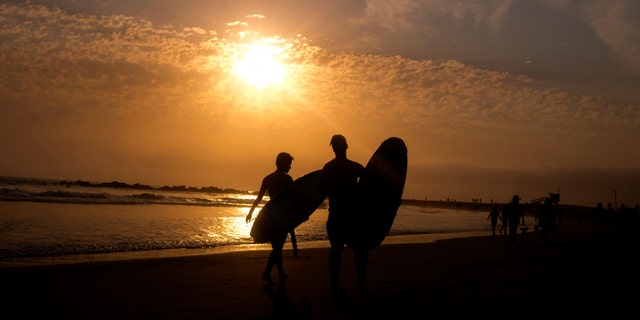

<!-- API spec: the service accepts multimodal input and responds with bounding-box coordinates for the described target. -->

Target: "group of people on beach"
[487,195,558,243]
[246,134,368,296]
[487,196,524,241]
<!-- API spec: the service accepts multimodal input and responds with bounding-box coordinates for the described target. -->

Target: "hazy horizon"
[3,165,637,208]
[1,1,639,208]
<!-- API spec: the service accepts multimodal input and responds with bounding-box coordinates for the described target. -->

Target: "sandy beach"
[2,217,636,319]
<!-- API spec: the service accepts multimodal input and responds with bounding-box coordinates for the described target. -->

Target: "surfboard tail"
[250,210,277,243]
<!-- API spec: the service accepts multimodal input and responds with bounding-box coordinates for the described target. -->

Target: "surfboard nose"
[380,137,408,168]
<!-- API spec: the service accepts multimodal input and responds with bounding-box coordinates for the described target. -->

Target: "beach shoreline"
[2,217,635,319]
[0,230,489,268]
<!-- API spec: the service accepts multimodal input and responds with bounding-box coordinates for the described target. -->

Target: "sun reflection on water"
[193,206,254,244]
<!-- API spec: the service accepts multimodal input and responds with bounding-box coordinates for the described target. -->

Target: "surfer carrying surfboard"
[319,134,367,295]
[246,152,297,285]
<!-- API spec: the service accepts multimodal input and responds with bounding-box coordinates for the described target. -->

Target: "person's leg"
[355,248,368,293]
[273,233,287,281]
[263,233,287,284]
[263,243,277,284]
[327,220,346,296]
[329,240,344,292]
[509,224,518,243]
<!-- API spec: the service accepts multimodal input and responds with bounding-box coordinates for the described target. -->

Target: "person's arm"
[246,185,267,223]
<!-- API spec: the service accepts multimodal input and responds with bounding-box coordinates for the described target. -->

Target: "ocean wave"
[0,187,247,207]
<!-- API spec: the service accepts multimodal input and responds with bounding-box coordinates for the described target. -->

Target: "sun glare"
[233,42,288,89]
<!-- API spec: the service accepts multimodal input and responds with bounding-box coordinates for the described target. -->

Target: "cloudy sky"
[1,0,639,207]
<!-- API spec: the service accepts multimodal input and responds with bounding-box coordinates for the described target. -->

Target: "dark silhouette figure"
[538,197,556,242]
[487,204,501,236]
[500,205,509,235]
[595,201,604,222]
[504,195,525,243]
[319,134,366,296]
[246,152,297,285]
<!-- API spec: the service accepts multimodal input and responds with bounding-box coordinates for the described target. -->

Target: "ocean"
[0,176,492,267]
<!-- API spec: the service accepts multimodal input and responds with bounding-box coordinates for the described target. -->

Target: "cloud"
[3,3,638,122]
[582,0,640,75]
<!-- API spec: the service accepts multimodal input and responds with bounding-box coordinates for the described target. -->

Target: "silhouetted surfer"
[319,134,366,296]
[246,152,297,285]
[505,195,525,243]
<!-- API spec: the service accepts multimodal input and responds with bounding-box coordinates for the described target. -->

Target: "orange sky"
[1,1,639,207]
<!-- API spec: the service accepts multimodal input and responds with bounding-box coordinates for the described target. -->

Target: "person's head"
[275,152,293,172]
[330,134,348,153]
[512,195,521,203]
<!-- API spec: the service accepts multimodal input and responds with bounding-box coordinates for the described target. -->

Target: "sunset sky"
[1,0,639,207]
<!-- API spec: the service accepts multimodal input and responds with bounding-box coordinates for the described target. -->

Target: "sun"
[233,42,289,89]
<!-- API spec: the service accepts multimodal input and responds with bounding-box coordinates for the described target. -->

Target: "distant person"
[538,197,556,242]
[504,195,525,243]
[246,152,297,285]
[319,134,366,296]
[595,201,604,222]
[487,204,501,236]
[500,205,509,235]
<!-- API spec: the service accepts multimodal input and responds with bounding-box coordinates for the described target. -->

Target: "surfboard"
[345,137,408,250]
[250,170,326,244]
